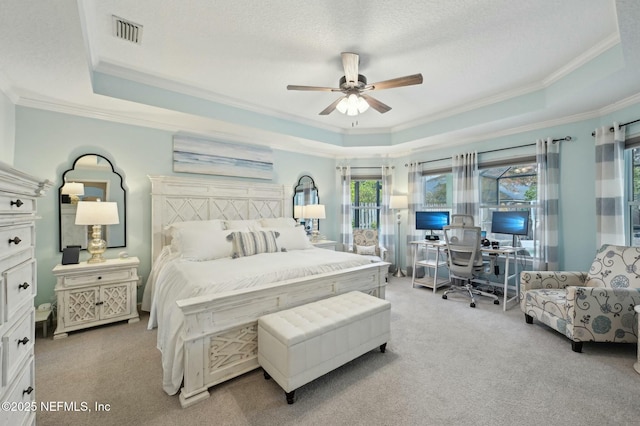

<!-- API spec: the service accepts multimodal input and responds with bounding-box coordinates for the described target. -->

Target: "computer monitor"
[415,211,450,233]
[490,210,530,246]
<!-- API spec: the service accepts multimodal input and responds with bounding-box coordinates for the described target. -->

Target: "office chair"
[450,214,474,226]
[442,223,500,308]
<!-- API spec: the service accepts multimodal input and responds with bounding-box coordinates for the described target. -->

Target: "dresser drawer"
[2,308,34,387]
[0,224,34,259]
[2,260,36,323]
[0,356,35,426]
[63,268,133,287]
[0,194,36,215]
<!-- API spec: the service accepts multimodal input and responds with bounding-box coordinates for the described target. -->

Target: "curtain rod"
[335,166,394,170]
[591,118,640,137]
[405,136,572,166]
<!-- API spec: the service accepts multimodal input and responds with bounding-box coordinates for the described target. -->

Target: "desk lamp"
[304,204,326,242]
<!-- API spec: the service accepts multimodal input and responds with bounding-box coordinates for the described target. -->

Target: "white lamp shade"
[303,204,326,219]
[75,201,120,225]
[293,205,304,219]
[61,182,85,196]
[389,195,408,210]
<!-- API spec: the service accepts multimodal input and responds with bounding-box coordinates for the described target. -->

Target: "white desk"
[410,240,520,310]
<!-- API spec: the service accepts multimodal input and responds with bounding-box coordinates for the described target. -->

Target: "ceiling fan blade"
[366,73,423,90]
[360,94,392,114]
[319,96,346,115]
[287,85,340,92]
[341,52,359,87]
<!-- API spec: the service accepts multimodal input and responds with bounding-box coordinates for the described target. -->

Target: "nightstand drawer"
[2,308,34,387]
[2,260,36,323]
[0,224,34,259]
[63,269,133,287]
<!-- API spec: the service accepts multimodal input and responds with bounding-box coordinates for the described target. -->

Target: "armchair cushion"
[520,245,640,352]
[351,229,387,262]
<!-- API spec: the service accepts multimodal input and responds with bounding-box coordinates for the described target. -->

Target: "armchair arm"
[519,271,587,311]
[565,286,640,342]
[378,245,388,261]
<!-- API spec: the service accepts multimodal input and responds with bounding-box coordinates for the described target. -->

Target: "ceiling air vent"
[112,15,143,44]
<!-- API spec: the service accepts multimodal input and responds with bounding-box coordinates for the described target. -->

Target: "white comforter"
[144,247,372,395]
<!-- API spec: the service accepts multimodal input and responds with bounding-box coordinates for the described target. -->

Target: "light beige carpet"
[34,276,639,426]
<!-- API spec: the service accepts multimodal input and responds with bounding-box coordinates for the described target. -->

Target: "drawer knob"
[19,282,30,290]
[8,236,22,245]
[23,386,34,396]
[18,337,29,346]
[10,199,24,208]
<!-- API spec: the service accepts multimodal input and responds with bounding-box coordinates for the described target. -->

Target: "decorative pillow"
[260,217,297,228]
[164,220,225,252]
[356,244,377,256]
[227,231,279,258]
[265,226,312,251]
[223,219,262,231]
[176,228,233,261]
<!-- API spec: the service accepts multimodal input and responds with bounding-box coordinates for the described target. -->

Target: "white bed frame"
[149,175,389,408]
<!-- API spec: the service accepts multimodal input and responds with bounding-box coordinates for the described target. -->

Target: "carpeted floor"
[34,276,640,426]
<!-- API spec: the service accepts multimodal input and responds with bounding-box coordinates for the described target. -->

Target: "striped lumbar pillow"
[227,231,280,258]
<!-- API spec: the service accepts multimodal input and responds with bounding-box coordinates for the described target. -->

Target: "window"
[351,179,381,229]
[479,163,537,256]
[422,172,452,208]
[629,147,640,246]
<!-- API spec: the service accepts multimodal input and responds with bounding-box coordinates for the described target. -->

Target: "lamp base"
[86,225,107,263]
[392,267,406,278]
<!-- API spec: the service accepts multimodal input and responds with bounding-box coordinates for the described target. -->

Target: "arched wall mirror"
[58,154,127,252]
[292,175,319,233]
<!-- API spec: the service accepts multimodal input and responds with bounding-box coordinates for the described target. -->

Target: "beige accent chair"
[520,244,640,352]
[351,229,387,263]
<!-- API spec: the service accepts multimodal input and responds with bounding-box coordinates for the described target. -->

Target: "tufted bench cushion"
[257,291,391,403]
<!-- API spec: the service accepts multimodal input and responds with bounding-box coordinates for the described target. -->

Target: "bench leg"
[286,390,295,404]
[380,343,387,353]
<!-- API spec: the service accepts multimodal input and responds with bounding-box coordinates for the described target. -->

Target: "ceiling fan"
[287,52,423,116]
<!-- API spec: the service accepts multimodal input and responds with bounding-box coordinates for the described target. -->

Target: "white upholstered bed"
[142,175,389,408]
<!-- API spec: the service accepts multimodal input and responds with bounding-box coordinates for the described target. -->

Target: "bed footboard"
[177,261,389,408]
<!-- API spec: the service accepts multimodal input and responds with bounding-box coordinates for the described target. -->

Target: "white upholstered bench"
[257,291,391,404]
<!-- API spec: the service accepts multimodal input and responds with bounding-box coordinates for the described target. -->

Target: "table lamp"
[61,182,85,204]
[389,195,408,277]
[75,200,119,263]
[304,204,326,242]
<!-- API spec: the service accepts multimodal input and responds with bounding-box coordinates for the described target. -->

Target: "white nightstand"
[52,257,140,339]
[311,240,337,250]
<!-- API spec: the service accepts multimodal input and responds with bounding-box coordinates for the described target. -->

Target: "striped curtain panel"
[595,123,626,247]
[379,166,394,263]
[452,152,479,224]
[406,162,423,275]
[338,166,353,251]
[534,138,559,270]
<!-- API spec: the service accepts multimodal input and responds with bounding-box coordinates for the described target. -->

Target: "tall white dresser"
[0,162,51,426]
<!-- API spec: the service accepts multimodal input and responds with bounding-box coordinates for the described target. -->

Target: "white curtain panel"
[338,166,353,251]
[406,162,423,274]
[452,151,479,224]
[534,138,560,270]
[595,123,626,247]
[379,166,394,263]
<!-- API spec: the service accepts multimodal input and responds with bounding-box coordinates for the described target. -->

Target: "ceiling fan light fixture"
[337,93,369,116]
[357,96,370,113]
[336,97,348,114]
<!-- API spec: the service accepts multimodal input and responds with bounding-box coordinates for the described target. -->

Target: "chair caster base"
[442,295,448,299]
[470,302,476,308]
[494,300,500,305]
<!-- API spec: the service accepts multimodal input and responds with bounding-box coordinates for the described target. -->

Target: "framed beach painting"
[173,135,274,180]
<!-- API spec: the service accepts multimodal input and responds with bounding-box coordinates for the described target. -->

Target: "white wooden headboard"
[149,175,290,261]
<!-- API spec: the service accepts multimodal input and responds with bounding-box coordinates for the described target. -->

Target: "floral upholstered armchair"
[520,244,640,352]
[350,229,387,263]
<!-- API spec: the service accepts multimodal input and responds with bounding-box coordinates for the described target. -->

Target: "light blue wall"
[0,90,15,164]
[11,100,640,306]
[13,107,335,306]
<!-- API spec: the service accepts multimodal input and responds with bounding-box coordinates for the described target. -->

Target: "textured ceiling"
[1,0,639,155]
